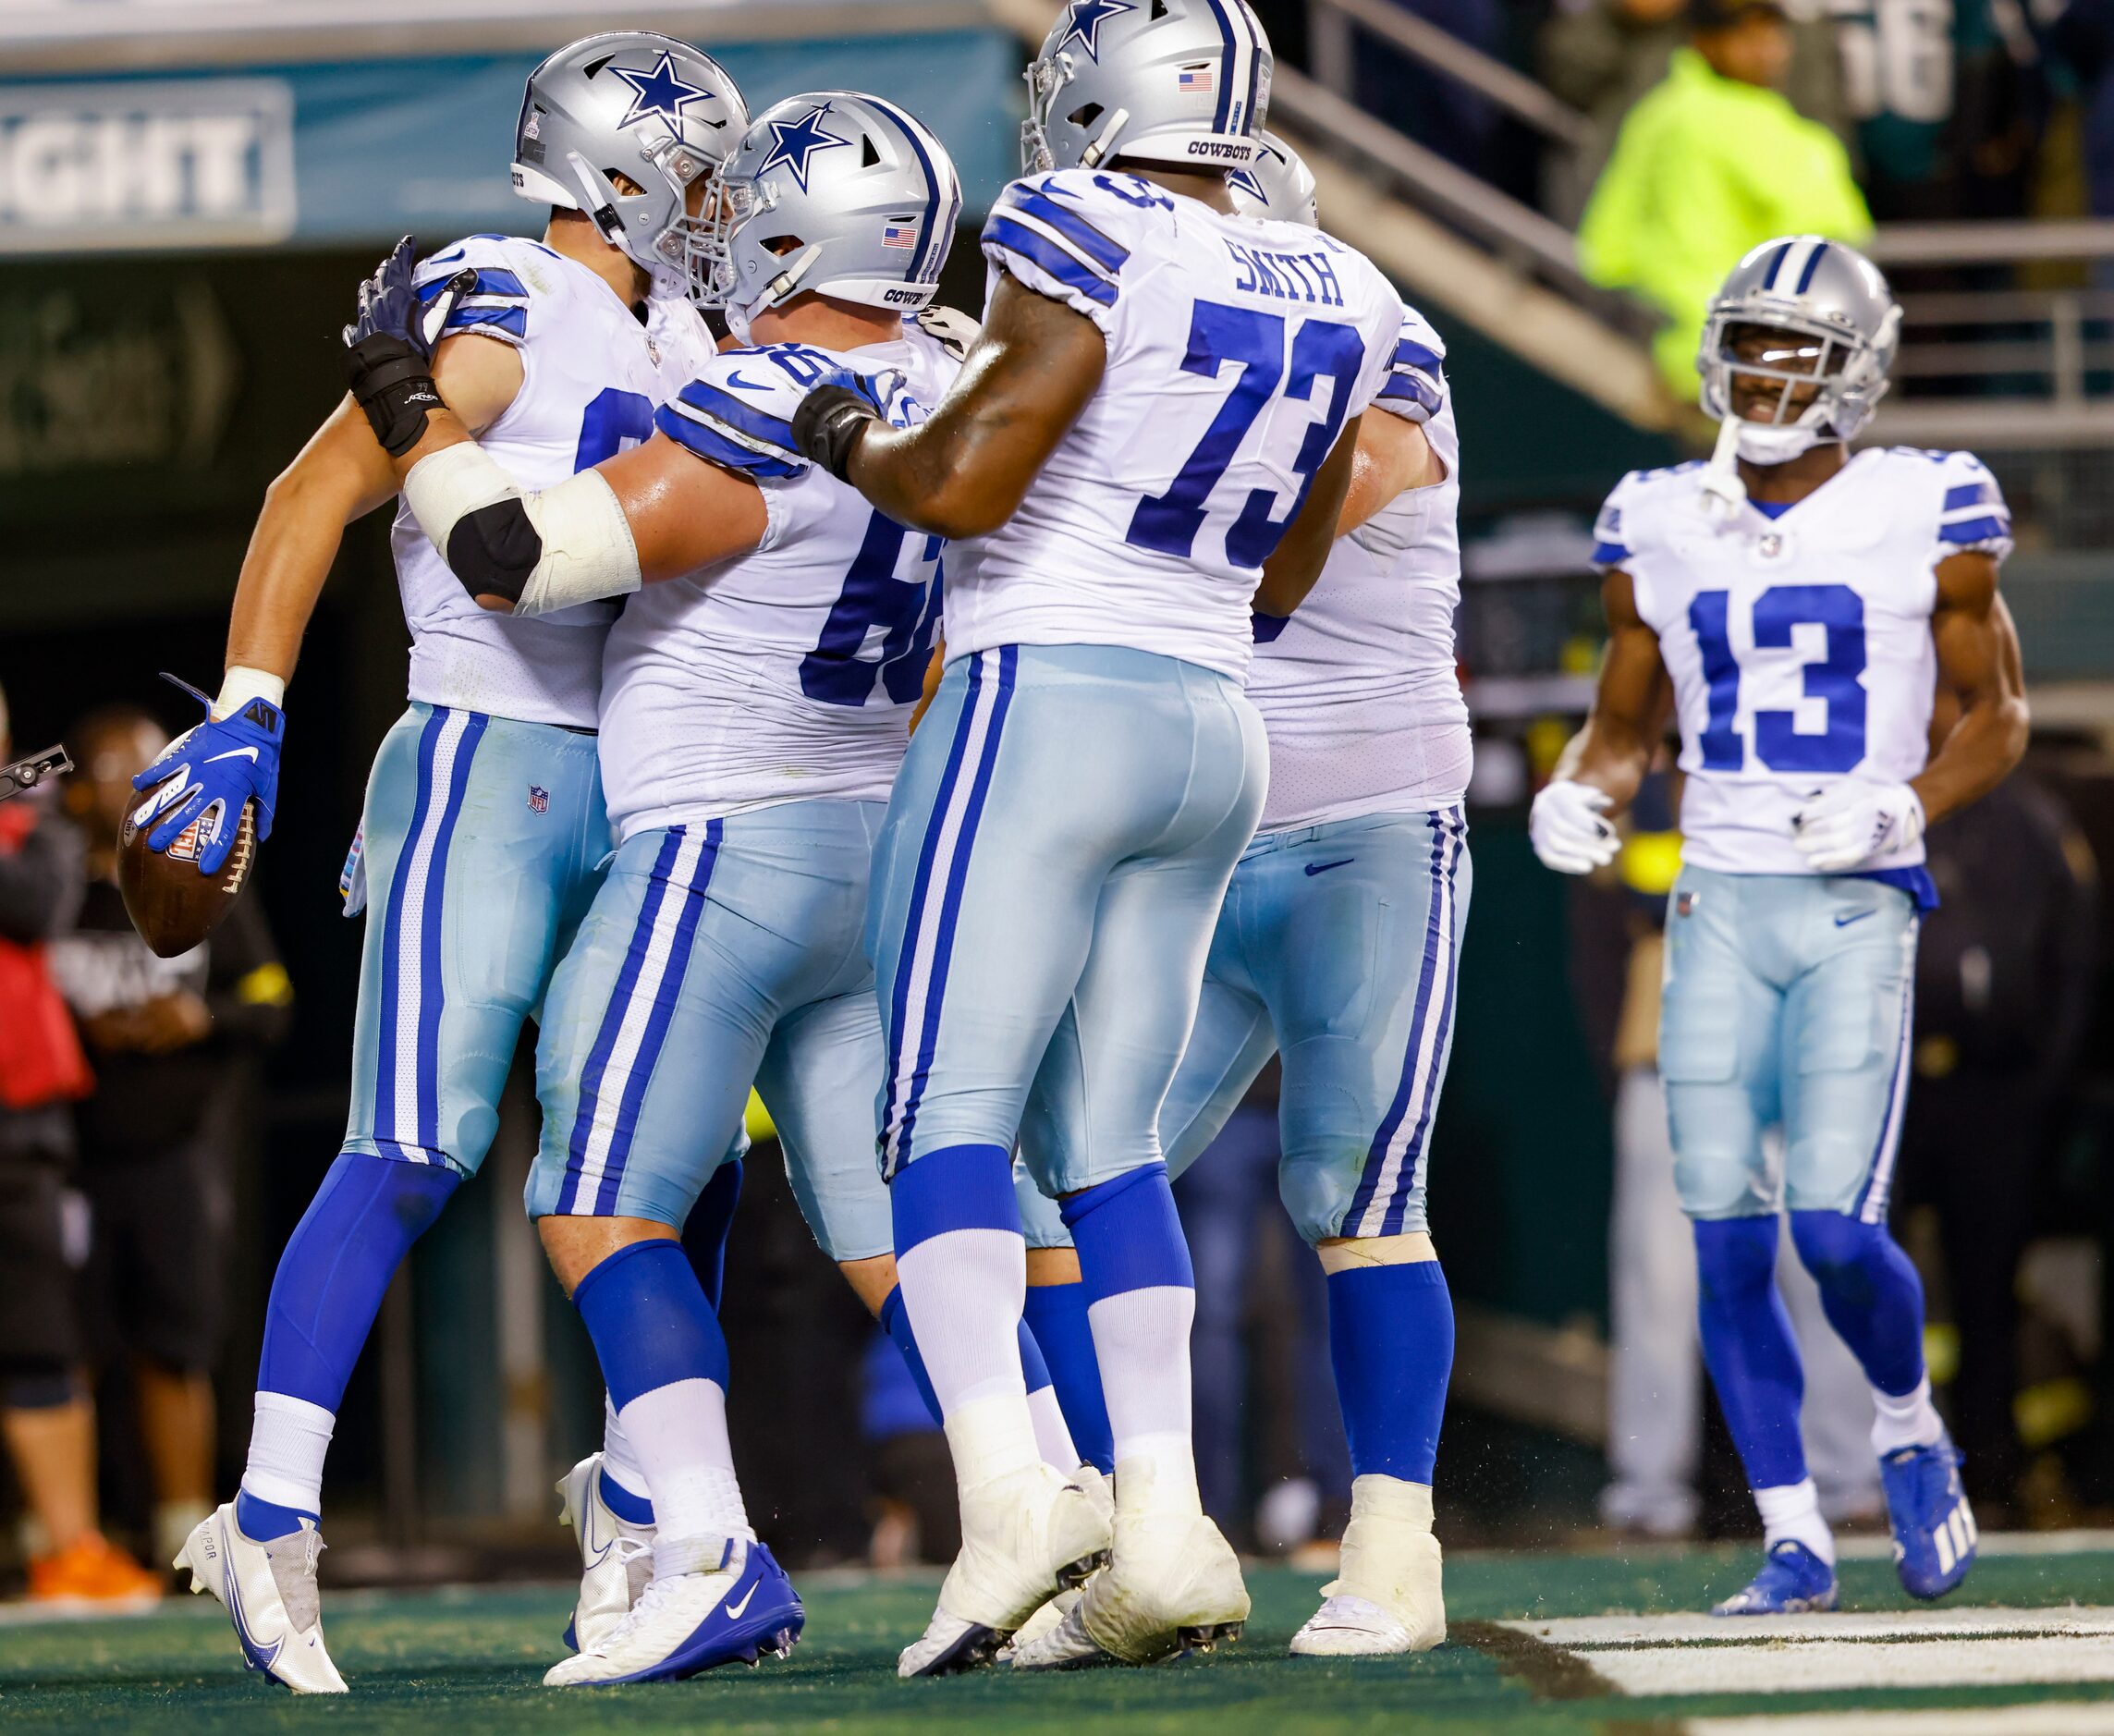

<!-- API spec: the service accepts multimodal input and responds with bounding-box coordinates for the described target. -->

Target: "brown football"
[117,778,258,959]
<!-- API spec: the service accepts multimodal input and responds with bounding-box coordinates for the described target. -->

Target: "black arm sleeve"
[204,890,293,1049]
[446,496,543,604]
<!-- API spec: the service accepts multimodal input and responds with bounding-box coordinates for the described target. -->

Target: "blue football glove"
[790,362,897,482]
[342,236,476,458]
[130,673,283,877]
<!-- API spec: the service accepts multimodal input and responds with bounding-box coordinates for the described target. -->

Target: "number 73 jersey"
[1594,446,2012,876]
[950,168,1403,681]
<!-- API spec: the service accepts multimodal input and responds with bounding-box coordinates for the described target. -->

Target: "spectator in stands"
[48,706,291,1574]
[1354,0,1504,178]
[1540,0,1851,224]
[1894,756,2098,1524]
[2048,0,2114,247]
[1578,0,1874,396]
[0,682,158,1606]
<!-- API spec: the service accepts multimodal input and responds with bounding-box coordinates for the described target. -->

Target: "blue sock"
[1326,1259,1454,1485]
[573,1240,729,1408]
[235,1491,315,1541]
[1694,1216,1808,1489]
[598,1465,655,1526]
[1789,1211,1928,1398]
[681,1158,743,1314]
[1023,1279,1114,1473]
[880,1284,944,1425]
[257,1153,460,1411]
[1060,1165,1194,1474]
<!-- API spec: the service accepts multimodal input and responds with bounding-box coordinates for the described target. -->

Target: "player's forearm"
[1554,717,1655,813]
[848,414,1020,540]
[1912,689,2029,826]
[1258,415,1365,616]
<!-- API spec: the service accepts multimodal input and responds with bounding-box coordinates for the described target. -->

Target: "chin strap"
[1080,107,1130,169]
[1699,414,1747,525]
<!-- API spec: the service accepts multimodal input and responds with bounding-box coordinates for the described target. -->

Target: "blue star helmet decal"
[760,101,852,193]
[1060,0,1138,62]
[610,50,714,130]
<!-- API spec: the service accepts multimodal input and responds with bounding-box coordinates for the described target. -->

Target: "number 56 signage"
[0,79,296,252]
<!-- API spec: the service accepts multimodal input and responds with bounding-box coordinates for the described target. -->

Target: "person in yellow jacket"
[1579,0,1873,396]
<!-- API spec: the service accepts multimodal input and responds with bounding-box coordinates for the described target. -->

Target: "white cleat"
[1001,1586,1081,1661]
[898,1464,1112,1678]
[1011,1506,1250,1669]
[1289,1474,1446,1657]
[544,1536,804,1686]
[556,1454,654,1653]
[176,1503,348,1694]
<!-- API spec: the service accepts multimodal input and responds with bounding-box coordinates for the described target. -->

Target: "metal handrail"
[1866,219,2114,265]
[1307,0,1593,151]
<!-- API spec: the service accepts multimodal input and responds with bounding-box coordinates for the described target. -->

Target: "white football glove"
[1530,779,1619,874]
[1792,779,1925,874]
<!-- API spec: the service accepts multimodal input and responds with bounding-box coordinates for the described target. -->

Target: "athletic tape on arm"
[401,440,642,617]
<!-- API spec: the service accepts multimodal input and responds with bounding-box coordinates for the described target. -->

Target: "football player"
[158,34,743,1692]
[354,92,1098,1683]
[1013,132,1467,1658]
[783,1,1405,1674]
[1532,238,2027,1613]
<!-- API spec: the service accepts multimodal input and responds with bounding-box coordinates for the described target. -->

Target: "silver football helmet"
[1698,235,1900,462]
[1226,130,1317,226]
[1022,0,1272,176]
[511,32,747,291]
[701,92,960,337]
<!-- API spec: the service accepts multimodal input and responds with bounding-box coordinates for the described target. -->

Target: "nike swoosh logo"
[1305,858,1356,877]
[206,747,260,764]
[726,1582,758,1620]
[1835,910,1876,927]
[725,371,770,392]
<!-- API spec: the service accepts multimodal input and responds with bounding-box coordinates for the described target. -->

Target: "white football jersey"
[1253,303,1469,831]
[952,168,1402,681]
[596,325,962,843]
[392,237,714,729]
[1595,446,2012,876]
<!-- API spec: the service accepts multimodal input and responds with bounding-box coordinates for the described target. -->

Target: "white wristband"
[214,665,286,719]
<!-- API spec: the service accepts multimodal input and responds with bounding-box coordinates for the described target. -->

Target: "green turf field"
[7,1545,2114,1733]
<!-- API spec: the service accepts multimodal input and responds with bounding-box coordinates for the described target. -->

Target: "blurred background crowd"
[1,0,2111,1603]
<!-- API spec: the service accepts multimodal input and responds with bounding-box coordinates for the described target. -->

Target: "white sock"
[1027,1383,1081,1473]
[615,1378,754,1559]
[1087,1285,1201,1514]
[1870,1375,1945,1455]
[898,1228,1039,1486]
[242,1392,335,1515]
[1754,1477,1836,1566]
[600,1393,651,1504]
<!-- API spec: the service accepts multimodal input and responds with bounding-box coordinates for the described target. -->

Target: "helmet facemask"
[1699,302,1897,464]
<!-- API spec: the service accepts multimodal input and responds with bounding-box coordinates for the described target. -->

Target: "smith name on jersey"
[1594,446,2012,877]
[595,326,963,842]
[950,167,1403,681]
[393,235,716,729]
[1253,302,1468,831]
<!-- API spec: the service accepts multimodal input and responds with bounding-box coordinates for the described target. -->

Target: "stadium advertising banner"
[0,31,1018,254]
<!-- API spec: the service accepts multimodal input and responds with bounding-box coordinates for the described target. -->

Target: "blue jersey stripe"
[674,378,799,449]
[446,304,528,341]
[1592,539,1632,566]
[984,215,1118,307]
[1939,514,2010,543]
[654,402,803,479]
[591,823,722,1216]
[1379,373,1444,415]
[1394,336,1444,373]
[1943,482,1993,510]
[999,185,1129,274]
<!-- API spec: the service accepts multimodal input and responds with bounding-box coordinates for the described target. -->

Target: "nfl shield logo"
[527,786,549,814]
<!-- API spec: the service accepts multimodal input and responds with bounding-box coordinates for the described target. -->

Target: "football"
[117,776,258,959]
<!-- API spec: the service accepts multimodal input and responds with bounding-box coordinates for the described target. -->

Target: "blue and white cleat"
[176,1502,348,1693]
[1711,1540,1839,1616]
[557,1453,654,1653]
[1882,1434,1977,1600]
[543,1536,803,1685]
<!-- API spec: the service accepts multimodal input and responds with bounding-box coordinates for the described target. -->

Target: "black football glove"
[790,364,888,482]
[342,237,476,458]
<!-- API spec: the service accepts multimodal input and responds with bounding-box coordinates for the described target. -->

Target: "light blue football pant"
[871,643,1266,1196]
[1660,864,1919,1223]
[1017,807,1472,1250]
[527,800,894,1263]
[342,703,606,1176]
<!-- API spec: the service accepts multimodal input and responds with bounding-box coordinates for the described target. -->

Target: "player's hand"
[131,673,283,876]
[132,991,214,1054]
[1792,779,1925,874]
[342,236,476,458]
[1529,778,1619,874]
[791,362,889,482]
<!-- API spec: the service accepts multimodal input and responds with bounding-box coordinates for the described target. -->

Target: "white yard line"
[1510,1607,2114,1647]
[1689,1705,2114,1735]
[1591,1633,2114,1694]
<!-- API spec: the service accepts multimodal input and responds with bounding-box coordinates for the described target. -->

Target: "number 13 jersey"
[951,168,1401,681]
[1594,446,2012,876]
